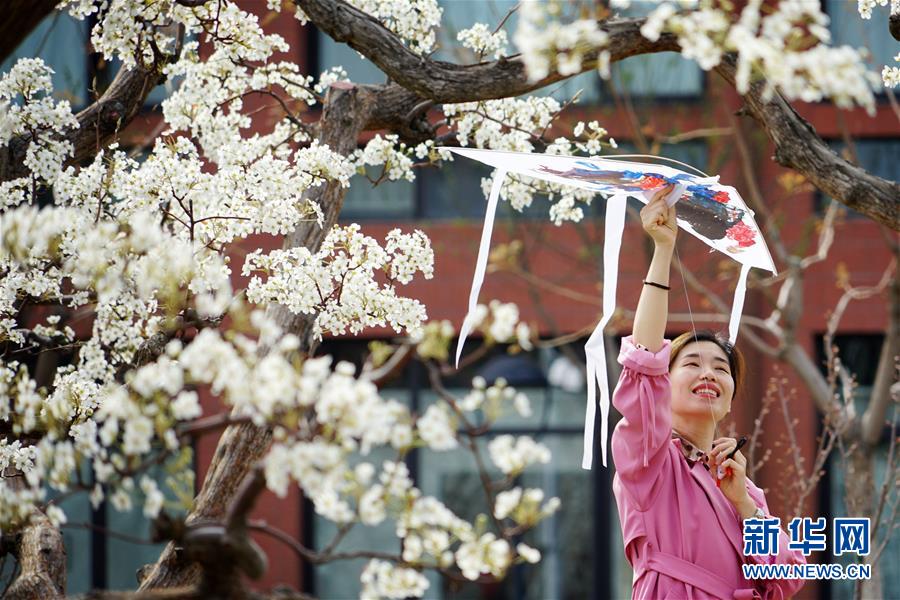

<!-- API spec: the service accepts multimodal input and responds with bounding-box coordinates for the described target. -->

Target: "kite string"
[673,241,720,443]
[600,154,712,179]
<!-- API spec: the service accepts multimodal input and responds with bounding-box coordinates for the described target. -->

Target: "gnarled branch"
[1,33,179,185]
[298,0,900,230]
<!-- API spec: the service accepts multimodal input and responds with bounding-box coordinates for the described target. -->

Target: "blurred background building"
[6,1,896,598]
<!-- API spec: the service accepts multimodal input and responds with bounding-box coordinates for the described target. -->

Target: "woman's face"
[669,340,735,423]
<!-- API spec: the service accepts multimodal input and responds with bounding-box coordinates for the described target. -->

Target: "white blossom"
[458,23,508,59]
[140,477,164,518]
[455,532,511,580]
[517,542,541,564]
[244,225,433,338]
[416,403,458,451]
[361,559,430,600]
[488,435,552,475]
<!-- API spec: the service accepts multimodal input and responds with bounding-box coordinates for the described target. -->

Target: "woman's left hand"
[709,437,753,514]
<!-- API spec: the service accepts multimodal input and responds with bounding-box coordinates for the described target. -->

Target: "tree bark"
[5,511,66,600]
[139,82,377,591]
[861,251,900,445]
[843,445,882,600]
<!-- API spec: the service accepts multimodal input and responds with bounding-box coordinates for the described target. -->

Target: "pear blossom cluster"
[62,0,179,70]
[455,532,512,580]
[493,487,561,526]
[884,56,900,87]
[856,0,900,19]
[460,376,534,421]
[411,300,533,364]
[488,434,553,475]
[0,58,78,201]
[243,225,434,338]
[513,0,610,81]
[516,0,884,113]
[463,300,533,349]
[361,560,430,600]
[442,98,607,221]
[658,0,880,111]
[457,23,509,60]
[352,134,417,182]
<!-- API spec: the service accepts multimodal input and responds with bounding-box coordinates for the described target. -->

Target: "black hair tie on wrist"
[643,280,671,291]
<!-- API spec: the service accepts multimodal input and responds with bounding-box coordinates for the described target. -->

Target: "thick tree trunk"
[5,511,66,600]
[139,83,376,591]
[843,445,882,600]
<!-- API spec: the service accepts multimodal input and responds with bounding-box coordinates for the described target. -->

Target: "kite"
[442,147,777,470]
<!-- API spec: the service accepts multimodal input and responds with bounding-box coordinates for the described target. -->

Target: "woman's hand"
[640,184,678,247]
[709,437,756,518]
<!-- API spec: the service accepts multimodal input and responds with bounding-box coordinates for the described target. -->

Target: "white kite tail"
[455,171,751,472]
[455,168,507,368]
[582,194,628,470]
[729,263,751,344]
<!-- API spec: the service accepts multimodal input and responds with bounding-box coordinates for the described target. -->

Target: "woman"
[611,185,806,599]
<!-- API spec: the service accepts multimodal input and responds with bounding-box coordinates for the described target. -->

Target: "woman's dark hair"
[669,330,745,398]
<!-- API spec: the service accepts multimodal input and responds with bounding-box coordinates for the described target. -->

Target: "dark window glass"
[601,1,703,99]
[1,12,90,107]
[339,168,417,221]
[314,25,386,85]
[826,0,897,87]
[417,158,562,221]
[438,0,601,104]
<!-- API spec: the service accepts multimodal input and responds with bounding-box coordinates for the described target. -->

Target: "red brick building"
[8,1,895,598]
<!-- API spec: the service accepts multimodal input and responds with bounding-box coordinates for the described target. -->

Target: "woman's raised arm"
[633,185,677,352]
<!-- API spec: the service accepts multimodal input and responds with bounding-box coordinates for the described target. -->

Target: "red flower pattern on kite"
[726,221,756,247]
[712,191,730,204]
[638,176,667,190]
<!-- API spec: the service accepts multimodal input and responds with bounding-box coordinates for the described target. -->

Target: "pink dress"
[611,336,806,600]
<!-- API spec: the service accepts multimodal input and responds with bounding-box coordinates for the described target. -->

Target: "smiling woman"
[668,330,744,430]
[608,187,806,599]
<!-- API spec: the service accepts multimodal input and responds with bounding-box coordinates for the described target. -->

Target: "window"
[417,159,552,221]
[438,0,601,105]
[602,1,704,100]
[826,0,897,85]
[313,26,386,85]
[308,339,616,599]
[3,11,183,112]
[0,12,90,107]
[815,334,897,598]
[815,139,900,218]
[340,169,417,221]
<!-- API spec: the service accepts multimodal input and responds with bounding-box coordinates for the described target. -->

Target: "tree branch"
[861,243,900,445]
[1,30,180,184]
[298,0,900,230]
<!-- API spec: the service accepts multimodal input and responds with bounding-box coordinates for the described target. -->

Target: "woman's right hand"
[640,184,678,247]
